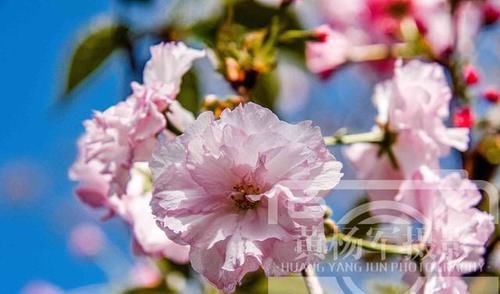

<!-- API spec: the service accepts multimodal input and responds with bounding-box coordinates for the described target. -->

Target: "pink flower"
[150,102,343,292]
[142,42,205,110]
[70,90,165,204]
[318,0,454,56]
[68,223,106,257]
[129,260,162,288]
[121,162,190,264]
[483,0,500,25]
[306,25,351,78]
[455,1,483,58]
[365,0,414,36]
[70,96,194,261]
[70,42,202,212]
[413,0,454,56]
[399,171,494,293]
[345,60,469,201]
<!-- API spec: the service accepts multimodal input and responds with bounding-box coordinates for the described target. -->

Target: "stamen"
[230,183,261,210]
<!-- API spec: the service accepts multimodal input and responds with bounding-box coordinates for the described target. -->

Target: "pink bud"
[453,107,475,128]
[463,64,480,85]
[314,30,329,42]
[483,87,500,103]
[129,262,162,288]
[483,3,500,25]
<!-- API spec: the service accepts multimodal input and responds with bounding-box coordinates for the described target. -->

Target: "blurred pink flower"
[455,1,483,58]
[306,25,351,78]
[365,0,414,36]
[20,281,63,294]
[483,0,500,25]
[129,261,162,288]
[345,60,469,201]
[0,160,49,203]
[150,102,343,292]
[399,171,494,293]
[69,223,106,257]
[318,0,455,56]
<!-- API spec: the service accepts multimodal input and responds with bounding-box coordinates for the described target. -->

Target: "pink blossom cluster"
[345,60,469,201]
[345,60,494,293]
[306,0,499,76]
[66,40,496,293]
[399,169,494,293]
[69,42,204,262]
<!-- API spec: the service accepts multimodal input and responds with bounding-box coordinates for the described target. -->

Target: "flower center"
[230,183,261,210]
[387,0,411,18]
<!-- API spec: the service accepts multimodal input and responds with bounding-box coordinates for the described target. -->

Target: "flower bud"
[453,107,475,128]
[483,2,500,25]
[463,64,480,85]
[483,87,499,103]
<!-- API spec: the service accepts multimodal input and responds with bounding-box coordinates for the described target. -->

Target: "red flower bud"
[314,30,329,42]
[463,64,480,85]
[453,107,475,128]
[483,3,500,25]
[483,87,500,103]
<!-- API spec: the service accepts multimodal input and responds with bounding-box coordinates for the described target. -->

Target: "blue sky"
[0,1,131,292]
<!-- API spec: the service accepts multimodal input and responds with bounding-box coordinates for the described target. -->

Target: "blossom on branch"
[399,170,494,293]
[345,60,469,202]
[69,42,202,261]
[306,25,351,78]
[150,102,343,292]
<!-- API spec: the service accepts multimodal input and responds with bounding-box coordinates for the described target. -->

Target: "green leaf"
[64,23,129,97]
[232,0,301,30]
[251,71,279,110]
[176,69,201,115]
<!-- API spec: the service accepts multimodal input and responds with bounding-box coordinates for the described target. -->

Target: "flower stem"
[301,265,324,294]
[324,131,384,146]
[329,231,425,257]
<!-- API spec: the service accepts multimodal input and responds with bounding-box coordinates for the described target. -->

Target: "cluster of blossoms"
[345,60,469,202]
[70,42,204,263]
[344,60,495,293]
[306,0,500,76]
[400,169,494,293]
[70,40,345,291]
[67,3,497,291]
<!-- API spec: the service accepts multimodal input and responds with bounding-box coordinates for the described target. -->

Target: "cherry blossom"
[306,25,351,78]
[150,102,343,292]
[345,60,469,201]
[399,170,494,293]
